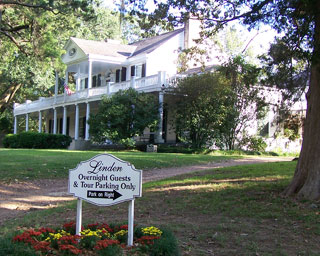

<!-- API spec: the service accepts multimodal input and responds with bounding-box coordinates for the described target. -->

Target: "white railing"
[135,74,159,89]
[109,81,131,94]
[14,73,164,116]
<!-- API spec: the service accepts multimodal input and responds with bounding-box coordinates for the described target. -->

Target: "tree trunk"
[0,83,21,114]
[283,5,320,200]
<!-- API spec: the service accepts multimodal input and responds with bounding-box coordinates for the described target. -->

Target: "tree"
[172,57,264,150]
[88,88,159,146]
[216,56,266,150]
[173,73,234,148]
[0,1,122,133]
[129,0,320,200]
[0,1,95,112]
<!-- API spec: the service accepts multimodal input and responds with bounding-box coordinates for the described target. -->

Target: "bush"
[3,132,72,149]
[239,136,267,152]
[149,228,180,256]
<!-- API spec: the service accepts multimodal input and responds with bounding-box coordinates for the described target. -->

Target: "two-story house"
[13,20,204,149]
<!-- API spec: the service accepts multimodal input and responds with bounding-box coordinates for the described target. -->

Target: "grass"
[0,148,242,181]
[1,158,320,255]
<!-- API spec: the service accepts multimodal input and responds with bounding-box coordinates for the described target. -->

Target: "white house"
[12,20,306,152]
[13,21,206,149]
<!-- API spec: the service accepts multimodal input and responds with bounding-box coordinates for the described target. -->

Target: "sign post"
[68,154,142,246]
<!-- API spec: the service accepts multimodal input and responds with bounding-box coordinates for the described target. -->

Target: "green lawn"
[0,148,240,181]
[1,159,320,255]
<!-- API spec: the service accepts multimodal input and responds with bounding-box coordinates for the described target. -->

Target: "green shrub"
[240,136,267,152]
[3,132,72,149]
[149,228,180,256]
[0,235,36,256]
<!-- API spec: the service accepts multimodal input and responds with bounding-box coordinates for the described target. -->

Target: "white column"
[38,111,42,133]
[14,116,17,134]
[156,91,165,143]
[130,76,136,89]
[64,70,68,101]
[76,65,81,91]
[53,108,57,134]
[85,102,90,140]
[107,82,110,95]
[54,71,58,103]
[87,60,92,97]
[63,106,67,135]
[75,104,79,140]
[25,113,29,132]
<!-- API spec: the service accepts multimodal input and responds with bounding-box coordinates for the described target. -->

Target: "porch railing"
[14,73,164,116]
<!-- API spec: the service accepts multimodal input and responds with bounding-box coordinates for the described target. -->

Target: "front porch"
[13,72,171,149]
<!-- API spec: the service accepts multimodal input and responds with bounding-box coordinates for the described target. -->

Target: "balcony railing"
[14,73,163,116]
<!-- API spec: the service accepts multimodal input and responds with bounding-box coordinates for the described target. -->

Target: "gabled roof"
[130,28,184,57]
[70,37,136,58]
[68,28,184,60]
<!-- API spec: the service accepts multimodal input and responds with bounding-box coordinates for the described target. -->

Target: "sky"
[101,0,278,56]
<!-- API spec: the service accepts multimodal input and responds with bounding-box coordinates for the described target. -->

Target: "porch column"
[130,76,136,89]
[64,70,68,101]
[75,104,79,140]
[38,111,42,133]
[14,116,17,134]
[54,71,58,103]
[63,106,67,135]
[53,108,57,134]
[25,113,29,132]
[85,102,90,141]
[87,60,92,97]
[155,91,165,143]
[76,64,81,91]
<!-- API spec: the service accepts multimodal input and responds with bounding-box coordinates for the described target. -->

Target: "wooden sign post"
[68,154,142,246]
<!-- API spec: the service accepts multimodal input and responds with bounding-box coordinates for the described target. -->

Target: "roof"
[69,28,184,59]
[70,37,136,58]
[130,28,184,57]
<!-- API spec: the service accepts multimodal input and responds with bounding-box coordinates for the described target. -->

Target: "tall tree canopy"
[0,1,121,132]
[129,0,320,200]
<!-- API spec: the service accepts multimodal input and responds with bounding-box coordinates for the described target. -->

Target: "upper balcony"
[14,73,164,116]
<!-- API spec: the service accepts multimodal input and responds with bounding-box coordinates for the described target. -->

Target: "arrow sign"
[87,190,122,200]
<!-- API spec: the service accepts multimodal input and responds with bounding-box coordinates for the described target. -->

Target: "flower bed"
[12,222,179,255]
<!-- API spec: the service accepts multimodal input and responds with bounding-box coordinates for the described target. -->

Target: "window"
[91,74,102,87]
[92,76,97,88]
[81,74,101,89]
[81,78,88,89]
[131,64,146,78]
[116,67,127,82]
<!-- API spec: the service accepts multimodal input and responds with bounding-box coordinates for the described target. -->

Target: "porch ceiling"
[66,61,123,75]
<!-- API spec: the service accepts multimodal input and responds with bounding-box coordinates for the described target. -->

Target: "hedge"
[3,132,72,149]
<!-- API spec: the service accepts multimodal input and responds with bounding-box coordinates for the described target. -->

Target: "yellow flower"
[141,226,162,236]
[114,230,128,237]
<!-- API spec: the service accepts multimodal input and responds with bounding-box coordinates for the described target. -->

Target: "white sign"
[68,154,142,206]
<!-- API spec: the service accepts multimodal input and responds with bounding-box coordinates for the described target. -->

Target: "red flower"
[87,223,99,230]
[33,241,51,252]
[120,225,128,230]
[60,244,82,255]
[13,229,42,245]
[98,223,113,233]
[58,235,81,245]
[136,236,160,245]
[94,239,120,250]
[38,227,55,234]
